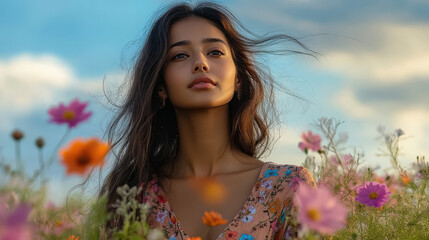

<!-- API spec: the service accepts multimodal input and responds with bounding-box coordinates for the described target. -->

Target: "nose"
[192,54,209,73]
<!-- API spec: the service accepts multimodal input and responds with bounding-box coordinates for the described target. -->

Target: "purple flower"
[48,98,92,128]
[241,215,254,223]
[294,184,348,235]
[155,211,168,223]
[0,204,33,240]
[261,180,273,189]
[355,181,391,207]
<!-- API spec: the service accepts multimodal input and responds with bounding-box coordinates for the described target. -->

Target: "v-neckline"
[154,161,271,240]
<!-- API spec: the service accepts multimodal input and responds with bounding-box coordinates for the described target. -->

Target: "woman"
[100,2,316,239]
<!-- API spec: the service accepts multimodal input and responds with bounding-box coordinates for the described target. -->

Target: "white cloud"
[392,108,429,158]
[0,54,122,131]
[0,54,72,114]
[322,23,429,83]
[330,88,375,119]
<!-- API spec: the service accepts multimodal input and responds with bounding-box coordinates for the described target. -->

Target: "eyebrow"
[169,38,227,49]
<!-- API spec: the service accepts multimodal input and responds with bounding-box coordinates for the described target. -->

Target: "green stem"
[46,127,71,168]
[38,148,45,184]
[15,141,24,177]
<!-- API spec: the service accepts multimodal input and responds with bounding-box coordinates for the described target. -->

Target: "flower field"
[1,99,428,239]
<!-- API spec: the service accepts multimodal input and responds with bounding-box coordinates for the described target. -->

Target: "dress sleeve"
[275,167,316,239]
[297,167,316,188]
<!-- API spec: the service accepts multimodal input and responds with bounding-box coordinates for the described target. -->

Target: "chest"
[159,169,262,240]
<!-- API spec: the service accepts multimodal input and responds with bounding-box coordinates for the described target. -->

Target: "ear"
[158,85,168,99]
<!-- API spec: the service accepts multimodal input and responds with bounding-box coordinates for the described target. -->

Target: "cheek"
[163,65,187,98]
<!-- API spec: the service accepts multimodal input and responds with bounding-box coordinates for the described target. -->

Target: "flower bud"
[11,130,24,141]
[35,137,45,148]
[4,165,11,173]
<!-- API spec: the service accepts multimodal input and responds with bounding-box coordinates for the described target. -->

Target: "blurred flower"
[60,138,109,176]
[191,178,226,205]
[355,181,391,207]
[394,129,404,137]
[3,165,10,174]
[44,200,57,210]
[48,99,92,128]
[186,238,201,240]
[0,204,33,240]
[53,219,73,235]
[298,130,321,153]
[147,229,164,240]
[11,130,24,141]
[35,137,45,148]
[202,210,227,227]
[400,172,413,185]
[294,184,348,235]
[66,235,79,240]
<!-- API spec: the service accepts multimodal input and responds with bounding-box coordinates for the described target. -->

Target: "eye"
[208,49,225,56]
[171,53,188,61]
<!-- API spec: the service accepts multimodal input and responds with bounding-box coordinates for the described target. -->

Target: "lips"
[188,76,216,88]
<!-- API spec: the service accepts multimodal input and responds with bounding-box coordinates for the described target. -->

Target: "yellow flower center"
[307,208,321,221]
[369,192,378,199]
[55,220,63,227]
[63,110,76,120]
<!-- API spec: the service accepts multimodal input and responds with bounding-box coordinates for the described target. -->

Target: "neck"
[171,104,240,178]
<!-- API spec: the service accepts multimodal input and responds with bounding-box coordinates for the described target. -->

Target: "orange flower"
[269,198,282,217]
[202,210,227,227]
[60,138,109,176]
[401,172,413,185]
[191,178,226,205]
[66,235,79,240]
[186,238,202,240]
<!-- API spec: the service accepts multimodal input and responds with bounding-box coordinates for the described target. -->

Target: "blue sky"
[1,0,428,202]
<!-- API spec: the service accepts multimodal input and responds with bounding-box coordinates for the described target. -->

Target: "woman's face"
[162,16,237,109]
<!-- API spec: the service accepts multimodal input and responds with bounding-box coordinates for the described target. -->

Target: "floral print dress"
[138,161,315,240]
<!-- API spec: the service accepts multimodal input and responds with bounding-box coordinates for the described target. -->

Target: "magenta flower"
[0,204,33,240]
[48,98,92,128]
[298,130,322,153]
[355,181,391,207]
[294,184,348,235]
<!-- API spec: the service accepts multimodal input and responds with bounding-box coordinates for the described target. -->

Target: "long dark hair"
[100,1,316,226]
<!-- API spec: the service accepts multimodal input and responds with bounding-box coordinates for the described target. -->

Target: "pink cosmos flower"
[294,184,348,235]
[0,204,33,240]
[298,130,322,153]
[355,181,391,207]
[48,98,92,128]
